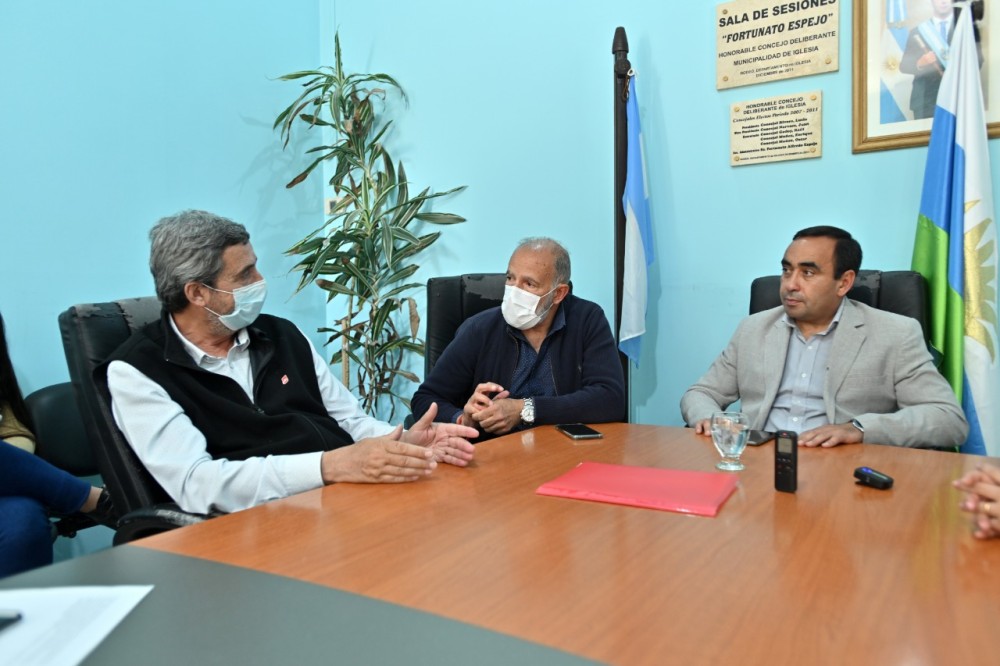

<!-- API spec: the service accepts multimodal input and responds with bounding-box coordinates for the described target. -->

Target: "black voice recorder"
[774,430,797,493]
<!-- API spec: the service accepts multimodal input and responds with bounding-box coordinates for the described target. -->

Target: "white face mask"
[501,284,556,330]
[203,279,268,331]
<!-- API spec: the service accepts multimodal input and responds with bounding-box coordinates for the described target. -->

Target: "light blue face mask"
[203,279,267,331]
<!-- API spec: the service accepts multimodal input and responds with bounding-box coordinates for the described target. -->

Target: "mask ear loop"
[201,282,234,295]
[533,284,563,321]
[199,282,232,319]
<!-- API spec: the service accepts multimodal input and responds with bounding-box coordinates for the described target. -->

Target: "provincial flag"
[619,71,654,366]
[911,3,999,456]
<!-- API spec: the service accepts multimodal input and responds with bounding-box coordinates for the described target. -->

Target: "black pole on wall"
[612,26,631,415]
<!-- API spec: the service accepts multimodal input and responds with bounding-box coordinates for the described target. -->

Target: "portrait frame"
[852,0,1000,153]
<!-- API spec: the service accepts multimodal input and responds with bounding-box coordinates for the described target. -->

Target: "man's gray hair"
[515,237,571,286]
[149,210,250,313]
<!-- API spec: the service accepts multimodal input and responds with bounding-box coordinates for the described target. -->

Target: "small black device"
[854,466,894,490]
[747,430,775,446]
[0,610,22,633]
[774,430,797,493]
[555,423,604,440]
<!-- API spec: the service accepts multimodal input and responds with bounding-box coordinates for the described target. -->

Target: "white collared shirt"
[107,316,394,514]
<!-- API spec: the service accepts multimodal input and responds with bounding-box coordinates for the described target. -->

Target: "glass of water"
[711,411,750,471]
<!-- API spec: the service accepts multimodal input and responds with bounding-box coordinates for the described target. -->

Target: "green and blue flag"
[912,4,999,456]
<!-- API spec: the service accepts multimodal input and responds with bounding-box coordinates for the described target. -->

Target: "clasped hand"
[797,423,863,448]
[954,462,1000,539]
[461,382,522,434]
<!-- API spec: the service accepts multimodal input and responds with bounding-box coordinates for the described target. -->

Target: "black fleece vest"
[107,312,354,461]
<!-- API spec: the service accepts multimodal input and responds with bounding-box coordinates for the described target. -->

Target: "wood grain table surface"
[136,424,1000,665]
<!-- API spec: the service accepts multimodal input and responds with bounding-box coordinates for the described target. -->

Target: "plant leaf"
[413,212,466,225]
[407,297,420,339]
[315,279,355,295]
[378,282,421,302]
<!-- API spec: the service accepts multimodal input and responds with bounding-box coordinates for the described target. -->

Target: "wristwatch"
[520,397,535,425]
[850,418,865,440]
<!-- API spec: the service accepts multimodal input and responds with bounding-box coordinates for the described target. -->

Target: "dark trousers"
[0,440,90,577]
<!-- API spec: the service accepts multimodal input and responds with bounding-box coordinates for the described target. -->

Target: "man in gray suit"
[681,226,967,448]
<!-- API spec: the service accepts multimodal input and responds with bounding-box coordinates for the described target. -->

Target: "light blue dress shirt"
[764,299,846,433]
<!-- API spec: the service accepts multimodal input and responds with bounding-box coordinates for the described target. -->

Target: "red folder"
[536,461,739,517]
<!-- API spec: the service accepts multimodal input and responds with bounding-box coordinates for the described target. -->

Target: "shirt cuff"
[271,451,325,495]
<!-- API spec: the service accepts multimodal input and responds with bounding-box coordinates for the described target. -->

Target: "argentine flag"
[912,3,999,456]
[619,72,654,366]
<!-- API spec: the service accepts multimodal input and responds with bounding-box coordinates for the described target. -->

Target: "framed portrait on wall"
[852,0,999,153]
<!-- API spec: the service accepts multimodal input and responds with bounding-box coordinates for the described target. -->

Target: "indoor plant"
[274,33,465,418]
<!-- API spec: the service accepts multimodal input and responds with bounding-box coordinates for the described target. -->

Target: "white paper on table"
[0,585,153,666]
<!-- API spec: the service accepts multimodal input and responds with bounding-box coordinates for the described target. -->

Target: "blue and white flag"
[885,0,907,26]
[619,72,654,366]
[911,4,999,456]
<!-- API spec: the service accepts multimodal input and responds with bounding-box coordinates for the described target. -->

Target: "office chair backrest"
[749,270,930,342]
[59,297,170,515]
[25,382,105,537]
[424,274,506,376]
[25,382,96,477]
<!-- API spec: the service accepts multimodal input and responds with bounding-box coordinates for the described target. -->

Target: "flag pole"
[613,26,631,414]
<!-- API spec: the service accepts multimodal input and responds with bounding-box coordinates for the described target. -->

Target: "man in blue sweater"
[411,238,625,440]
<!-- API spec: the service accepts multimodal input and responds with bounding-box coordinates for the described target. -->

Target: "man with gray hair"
[105,210,478,514]
[411,238,625,440]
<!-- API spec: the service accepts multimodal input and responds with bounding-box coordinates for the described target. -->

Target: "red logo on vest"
[281,375,289,385]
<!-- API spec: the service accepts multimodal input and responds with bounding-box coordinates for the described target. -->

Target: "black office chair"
[59,297,213,545]
[24,382,102,538]
[424,273,507,377]
[749,269,930,342]
[399,274,507,427]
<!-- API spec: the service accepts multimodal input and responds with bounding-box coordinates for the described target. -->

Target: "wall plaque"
[730,91,822,166]
[717,0,839,90]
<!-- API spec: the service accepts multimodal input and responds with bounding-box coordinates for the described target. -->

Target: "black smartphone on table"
[0,609,22,633]
[555,424,604,440]
[747,430,775,446]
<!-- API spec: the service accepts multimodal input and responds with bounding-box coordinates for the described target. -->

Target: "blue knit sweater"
[411,294,625,439]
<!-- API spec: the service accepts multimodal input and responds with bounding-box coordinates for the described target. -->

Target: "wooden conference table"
[138,424,1000,665]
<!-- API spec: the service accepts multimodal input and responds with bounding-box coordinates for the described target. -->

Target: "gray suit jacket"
[680,299,968,448]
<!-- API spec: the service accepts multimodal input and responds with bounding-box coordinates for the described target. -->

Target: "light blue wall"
[3,2,998,430]
[330,0,1000,427]
[0,1,326,395]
